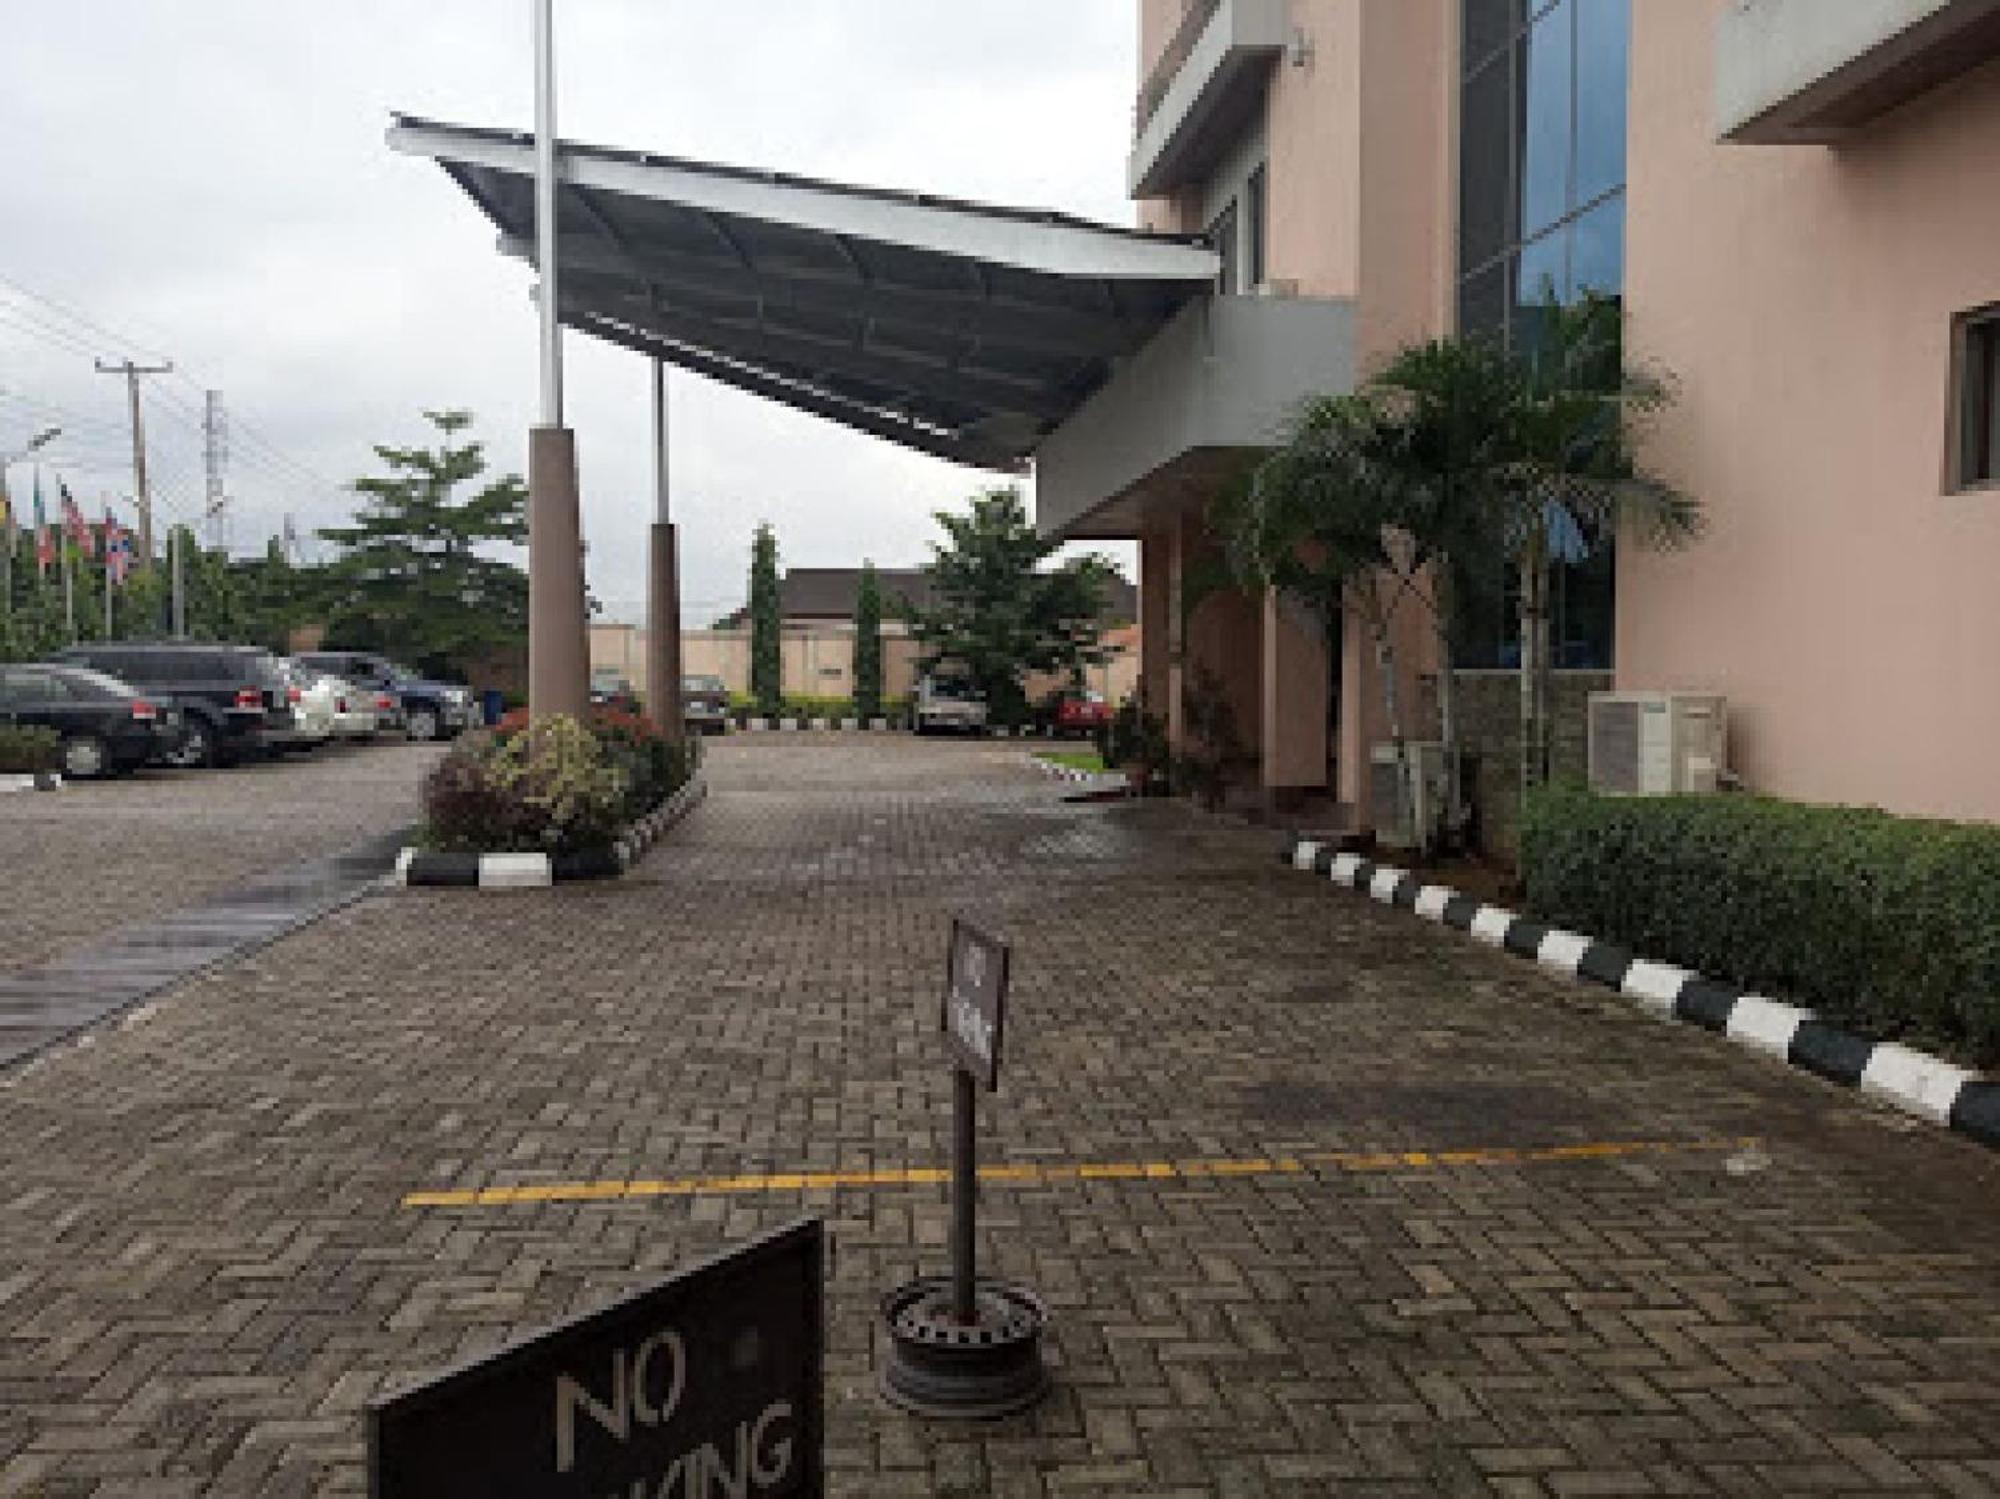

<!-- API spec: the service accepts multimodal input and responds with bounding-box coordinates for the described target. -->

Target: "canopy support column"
[648,358,684,740]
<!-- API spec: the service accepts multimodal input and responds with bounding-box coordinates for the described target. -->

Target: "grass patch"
[1036,750,1107,773]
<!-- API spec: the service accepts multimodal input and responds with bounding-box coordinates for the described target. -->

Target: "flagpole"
[63,537,75,642]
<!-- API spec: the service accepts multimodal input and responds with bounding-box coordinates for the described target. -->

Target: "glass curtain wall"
[1455,0,1630,669]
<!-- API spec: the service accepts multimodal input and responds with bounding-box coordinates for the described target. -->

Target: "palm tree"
[1504,294,1703,798]
[1225,293,1702,852]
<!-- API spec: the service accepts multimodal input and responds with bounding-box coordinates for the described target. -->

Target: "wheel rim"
[175,726,209,766]
[64,738,104,778]
[411,711,438,739]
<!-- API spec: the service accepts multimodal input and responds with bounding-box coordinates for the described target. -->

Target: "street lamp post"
[526,0,591,720]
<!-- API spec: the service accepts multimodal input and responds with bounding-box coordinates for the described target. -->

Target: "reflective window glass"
[1462,0,1523,74]
[1458,260,1509,341]
[1574,0,1630,207]
[1520,0,1573,239]
[1570,194,1625,297]
[1511,230,1566,355]
[1460,53,1513,273]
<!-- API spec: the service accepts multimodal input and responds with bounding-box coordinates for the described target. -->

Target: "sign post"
[369,1218,824,1497]
[880,918,1048,1420]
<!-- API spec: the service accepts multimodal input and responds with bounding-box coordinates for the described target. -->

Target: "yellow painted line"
[402,1136,1757,1210]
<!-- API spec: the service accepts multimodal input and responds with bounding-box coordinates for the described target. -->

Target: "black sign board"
[943,916,1010,1090]
[369,1217,824,1498]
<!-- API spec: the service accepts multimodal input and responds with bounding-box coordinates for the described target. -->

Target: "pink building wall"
[1622,0,2000,821]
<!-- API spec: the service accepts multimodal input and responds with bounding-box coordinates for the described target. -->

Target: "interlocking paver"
[2,734,2000,1494]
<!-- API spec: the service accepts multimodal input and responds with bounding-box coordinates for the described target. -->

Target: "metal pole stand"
[879,1067,1049,1419]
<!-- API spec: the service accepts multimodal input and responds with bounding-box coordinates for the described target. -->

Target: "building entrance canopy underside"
[388,116,1220,473]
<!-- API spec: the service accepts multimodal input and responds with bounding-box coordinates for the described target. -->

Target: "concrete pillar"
[1139,526,1173,714]
[528,425,590,720]
[647,522,684,741]
[1260,589,1330,796]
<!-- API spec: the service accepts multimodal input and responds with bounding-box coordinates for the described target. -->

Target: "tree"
[904,488,1114,728]
[748,523,782,716]
[1502,294,1701,797]
[852,559,884,721]
[317,409,527,679]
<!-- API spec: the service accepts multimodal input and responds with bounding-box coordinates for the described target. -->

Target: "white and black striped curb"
[0,773,62,793]
[742,718,895,732]
[397,779,708,889]
[1284,836,1999,1151]
[1027,755,1126,792]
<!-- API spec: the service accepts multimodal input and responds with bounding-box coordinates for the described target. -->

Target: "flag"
[60,482,94,557]
[104,508,132,586]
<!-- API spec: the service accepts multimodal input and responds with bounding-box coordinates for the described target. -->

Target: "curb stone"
[1026,755,1126,793]
[398,779,708,890]
[0,773,63,793]
[1283,835,1998,1151]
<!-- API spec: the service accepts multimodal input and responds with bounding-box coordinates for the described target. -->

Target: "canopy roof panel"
[388,116,1220,471]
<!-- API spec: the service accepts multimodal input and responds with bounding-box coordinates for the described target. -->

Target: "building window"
[1246,164,1268,290]
[1458,0,1630,348]
[1456,0,1630,669]
[1955,306,2000,490]
[1209,199,1239,294]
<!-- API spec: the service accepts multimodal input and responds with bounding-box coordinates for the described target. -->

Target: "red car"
[1052,689,1112,738]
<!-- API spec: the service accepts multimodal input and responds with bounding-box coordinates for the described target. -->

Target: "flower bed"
[411,710,701,881]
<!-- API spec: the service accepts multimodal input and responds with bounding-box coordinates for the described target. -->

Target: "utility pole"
[95,358,173,567]
[203,390,229,553]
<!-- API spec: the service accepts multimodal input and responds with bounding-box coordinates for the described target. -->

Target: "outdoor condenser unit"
[1587,692,1728,796]
[1370,741,1449,851]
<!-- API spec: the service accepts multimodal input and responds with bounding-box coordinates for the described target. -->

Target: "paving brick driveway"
[3,734,1999,1496]
[0,742,436,976]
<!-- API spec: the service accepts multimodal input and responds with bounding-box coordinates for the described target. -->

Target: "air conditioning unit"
[1370,741,1448,851]
[1587,692,1727,796]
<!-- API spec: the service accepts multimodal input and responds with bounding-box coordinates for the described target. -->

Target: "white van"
[914,674,990,735]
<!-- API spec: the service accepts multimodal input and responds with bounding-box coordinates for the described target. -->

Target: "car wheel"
[166,720,217,769]
[407,708,440,741]
[61,735,108,780]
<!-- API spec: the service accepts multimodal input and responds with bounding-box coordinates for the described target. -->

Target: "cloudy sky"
[1,2,1139,624]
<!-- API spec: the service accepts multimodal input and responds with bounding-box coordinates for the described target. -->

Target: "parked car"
[55,642,304,767]
[323,676,381,741]
[278,661,338,749]
[913,673,989,735]
[682,675,730,735]
[1045,687,1112,739]
[590,670,642,715]
[292,651,479,742]
[0,663,181,778]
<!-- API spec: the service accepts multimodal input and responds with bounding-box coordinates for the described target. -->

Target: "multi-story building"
[401,0,2000,825]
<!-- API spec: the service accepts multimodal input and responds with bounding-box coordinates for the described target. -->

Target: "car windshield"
[927,677,977,700]
[385,663,422,683]
[684,676,726,694]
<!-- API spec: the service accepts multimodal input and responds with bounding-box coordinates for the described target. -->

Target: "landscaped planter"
[399,777,707,889]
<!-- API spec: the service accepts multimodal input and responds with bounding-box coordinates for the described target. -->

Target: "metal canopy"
[388,116,1220,472]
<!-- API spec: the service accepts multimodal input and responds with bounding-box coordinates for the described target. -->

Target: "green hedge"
[1521,785,2000,1066]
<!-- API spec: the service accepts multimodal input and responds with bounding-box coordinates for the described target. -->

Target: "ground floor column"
[1139,525,1174,718]
[528,425,590,720]
[647,521,683,741]
[1260,588,1330,804]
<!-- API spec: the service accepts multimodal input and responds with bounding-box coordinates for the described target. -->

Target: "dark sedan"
[0,664,179,778]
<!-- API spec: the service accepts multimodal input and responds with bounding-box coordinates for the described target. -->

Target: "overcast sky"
[1,2,1139,625]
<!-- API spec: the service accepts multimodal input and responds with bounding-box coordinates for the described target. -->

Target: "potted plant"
[1103,694,1168,796]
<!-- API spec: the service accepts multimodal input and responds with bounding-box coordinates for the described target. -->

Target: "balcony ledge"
[1129,0,1289,198]
[1718,0,2000,144]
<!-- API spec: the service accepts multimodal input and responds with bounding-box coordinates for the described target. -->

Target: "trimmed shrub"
[1521,785,2000,1066]
[423,715,627,856]
[0,726,60,775]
